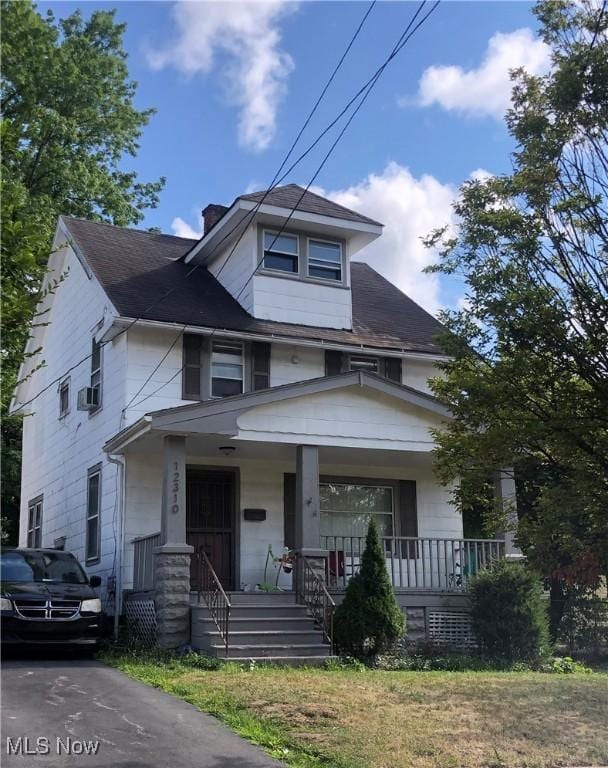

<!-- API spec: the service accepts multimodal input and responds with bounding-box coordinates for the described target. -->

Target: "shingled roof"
[62,216,444,355]
[239,184,383,227]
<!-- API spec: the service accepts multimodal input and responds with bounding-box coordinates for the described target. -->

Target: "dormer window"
[308,239,342,282]
[263,231,299,274]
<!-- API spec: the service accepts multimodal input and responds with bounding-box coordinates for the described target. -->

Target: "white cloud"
[414,28,551,119]
[321,162,458,314]
[171,216,203,239]
[149,1,296,152]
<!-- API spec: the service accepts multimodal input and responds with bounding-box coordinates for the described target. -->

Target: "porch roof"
[103,371,451,455]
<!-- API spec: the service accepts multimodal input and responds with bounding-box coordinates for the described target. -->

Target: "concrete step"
[199,630,324,645]
[226,591,297,605]
[196,616,315,632]
[212,643,331,659]
[193,604,310,619]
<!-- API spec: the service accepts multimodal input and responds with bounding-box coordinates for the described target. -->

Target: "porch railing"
[132,532,161,592]
[296,556,335,650]
[322,536,505,591]
[194,549,231,655]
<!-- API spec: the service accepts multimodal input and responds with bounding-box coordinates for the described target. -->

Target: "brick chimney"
[202,204,229,235]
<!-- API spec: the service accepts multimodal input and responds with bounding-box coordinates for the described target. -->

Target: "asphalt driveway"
[1,655,281,768]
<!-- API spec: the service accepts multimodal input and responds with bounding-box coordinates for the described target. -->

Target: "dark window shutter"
[283,474,296,550]
[398,480,418,557]
[325,350,343,377]
[251,341,271,391]
[183,334,203,400]
[384,357,402,383]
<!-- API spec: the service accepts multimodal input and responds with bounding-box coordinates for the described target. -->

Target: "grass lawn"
[104,653,608,768]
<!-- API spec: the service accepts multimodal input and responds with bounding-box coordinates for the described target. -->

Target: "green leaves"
[1,1,165,539]
[426,0,608,580]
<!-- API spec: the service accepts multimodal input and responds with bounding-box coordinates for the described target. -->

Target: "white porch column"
[294,445,327,591]
[154,435,193,649]
[494,468,522,559]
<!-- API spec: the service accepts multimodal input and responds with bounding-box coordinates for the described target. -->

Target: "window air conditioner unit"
[77,387,99,410]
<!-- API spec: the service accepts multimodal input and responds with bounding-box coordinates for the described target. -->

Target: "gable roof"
[239,184,382,227]
[104,370,450,453]
[62,215,445,355]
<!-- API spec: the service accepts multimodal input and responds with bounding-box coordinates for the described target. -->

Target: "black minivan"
[0,548,103,647]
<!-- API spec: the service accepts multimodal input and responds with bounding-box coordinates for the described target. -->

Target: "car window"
[0,551,88,584]
[0,552,37,582]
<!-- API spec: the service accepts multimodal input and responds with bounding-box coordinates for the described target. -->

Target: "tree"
[470,560,551,663]
[333,517,405,660]
[1,2,164,540]
[425,0,608,637]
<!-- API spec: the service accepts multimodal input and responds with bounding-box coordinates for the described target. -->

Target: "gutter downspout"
[107,453,126,642]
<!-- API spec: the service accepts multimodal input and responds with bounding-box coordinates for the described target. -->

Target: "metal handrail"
[195,550,231,655]
[297,556,335,651]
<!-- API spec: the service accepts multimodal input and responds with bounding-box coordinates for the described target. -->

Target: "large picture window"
[211,340,244,397]
[320,482,394,539]
[262,231,299,274]
[27,496,43,548]
[86,467,101,562]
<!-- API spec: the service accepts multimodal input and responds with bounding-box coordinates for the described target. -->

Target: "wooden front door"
[186,468,236,589]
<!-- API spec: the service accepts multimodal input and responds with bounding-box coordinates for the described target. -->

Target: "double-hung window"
[211,341,244,397]
[86,467,101,563]
[58,378,70,418]
[90,338,102,411]
[27,496,43,547]
[263,230,299,274]
[308,239,342,282]
[349,355,379,374]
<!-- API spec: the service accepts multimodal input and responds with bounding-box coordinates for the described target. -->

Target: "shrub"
[333,517,405,660]
[470,559,551,663]
[557,591,608,654]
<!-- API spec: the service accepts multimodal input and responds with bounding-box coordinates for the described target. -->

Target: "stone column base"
[153,544,193,649]
[294,548,328,599]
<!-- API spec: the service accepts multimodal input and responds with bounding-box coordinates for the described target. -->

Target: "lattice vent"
[125,598,157,647]
[427,610,476,649]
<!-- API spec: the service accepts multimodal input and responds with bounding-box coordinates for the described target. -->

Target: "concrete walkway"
[1,656,281,768]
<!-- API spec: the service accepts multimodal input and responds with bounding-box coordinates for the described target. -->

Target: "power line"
[121,1,378,419]
[13,0,439,416]
[128,0,440,416]
[12,1,377,418]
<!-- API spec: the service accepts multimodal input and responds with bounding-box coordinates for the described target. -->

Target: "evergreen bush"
[333,517,405,660]
[470,559,551,663]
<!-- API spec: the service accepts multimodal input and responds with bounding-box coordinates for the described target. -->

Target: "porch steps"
[190,592,333,665]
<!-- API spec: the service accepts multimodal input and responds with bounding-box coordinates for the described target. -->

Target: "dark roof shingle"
[239,184,383,227]
[62,216,444,354]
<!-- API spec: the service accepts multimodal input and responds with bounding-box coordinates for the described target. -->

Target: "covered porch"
[105,372,514,649]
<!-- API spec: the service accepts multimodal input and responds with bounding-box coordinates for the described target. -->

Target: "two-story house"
[11,184,515,661]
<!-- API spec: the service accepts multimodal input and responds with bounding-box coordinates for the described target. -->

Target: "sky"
[43,0,551,314]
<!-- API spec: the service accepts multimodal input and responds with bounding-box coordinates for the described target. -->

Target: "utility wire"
[121,1,377,419]
[13,0,439,416]
[12,1,377,418]
[128,0,440,417]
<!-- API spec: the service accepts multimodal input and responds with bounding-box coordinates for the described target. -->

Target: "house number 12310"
[171,461,180,514]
